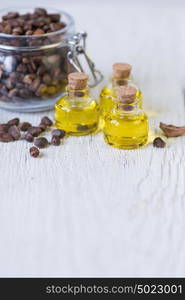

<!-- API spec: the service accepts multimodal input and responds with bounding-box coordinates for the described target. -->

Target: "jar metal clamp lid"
[67,31,103,87]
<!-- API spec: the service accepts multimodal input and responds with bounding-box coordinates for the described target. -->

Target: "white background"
[0,0,185,277]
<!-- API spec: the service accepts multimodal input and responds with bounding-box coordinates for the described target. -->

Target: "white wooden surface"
[0,0,185,277]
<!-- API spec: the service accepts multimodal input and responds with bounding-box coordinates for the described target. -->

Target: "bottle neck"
[115,99,139,113]
[112,76,130,87]
[66,86,89,98]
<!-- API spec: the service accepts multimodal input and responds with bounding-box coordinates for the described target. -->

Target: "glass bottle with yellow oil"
[55,72,99,136]
[100,63,142,123]
[103,86,148,149]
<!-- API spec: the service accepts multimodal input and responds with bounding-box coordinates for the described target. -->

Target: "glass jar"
[0,8,102,112]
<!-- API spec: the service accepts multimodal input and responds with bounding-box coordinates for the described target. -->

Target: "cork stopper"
[113,63,132,79]
[68,72,88,90]
[115,86,137,103]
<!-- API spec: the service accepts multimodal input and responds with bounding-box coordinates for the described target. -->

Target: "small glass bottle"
[55,72,99,135]
[103,86,148,149]
[100,63,142,121]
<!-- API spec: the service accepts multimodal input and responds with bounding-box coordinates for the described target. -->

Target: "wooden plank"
[0,0,185,277]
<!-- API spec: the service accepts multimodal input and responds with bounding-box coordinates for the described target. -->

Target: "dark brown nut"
[50,23,59,32]
[30,146,40,158]
[3,24,12,34]
[48,14,60,22]
[25,30,33,35]
[1,86,8,96]
[52,129,66,139]
[0,23,4,32]
[33,28,45,35]
[153,137,166,148]
[25,133,34,142]
[12,27,23,35]
[14,53,23,62]
[23,74,36,84]
[19,88,32,99]
[33,56,43,63]
[41,116,53,126]
[49,22,64,32]
[42,74,52,84]
[8,125,21,140]
[160,122,185,137]
[17,19,25,26]
[34,8,47,16]
[59,22,66,29]
[37,65,46,75]
[27,64,34,73]
[43,25,49,31]
[34,137,48,148]
[34,18,45,28]
[16,63,27,73]
[38,123,47,132]
[19,122,32,131]
[0,132,14,142]
[0,68,3,79]
[0,124,10,132]
[3,12,19,20]
[23,23,32,32]
[22,57,30,64]
[20,13,30,21]
[31,78,41,92]
[30,60,37,71]
[7,118,19,126]
[28,126,42,137]
[15,83,24,89]
[7,19,20,27]
[8,88,18,98]
[9,72,24,81]
[5,78,14,90]
[43,17,51,25]
[53,67,62,78]
[51,135,61,146]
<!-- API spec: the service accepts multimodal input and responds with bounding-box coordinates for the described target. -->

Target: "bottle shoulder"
[55,94,98,110]
[105,107,148,121]
[101,79,141,95]
[100,83,113,97]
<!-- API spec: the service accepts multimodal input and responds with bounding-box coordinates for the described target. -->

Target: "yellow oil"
[103,107,148,149]
[99,79,143,126]
[55,93,99,136]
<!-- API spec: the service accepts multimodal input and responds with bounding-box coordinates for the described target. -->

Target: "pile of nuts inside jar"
[0,8,73,104]
[0,117,66,157]
[0,8,66,36]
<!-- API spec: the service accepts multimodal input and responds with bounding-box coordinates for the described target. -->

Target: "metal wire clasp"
[67,31,103,87]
